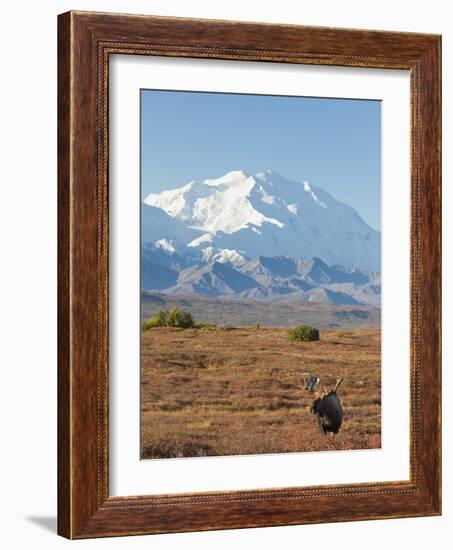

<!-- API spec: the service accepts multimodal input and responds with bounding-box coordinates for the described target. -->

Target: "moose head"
[303,375,320,393]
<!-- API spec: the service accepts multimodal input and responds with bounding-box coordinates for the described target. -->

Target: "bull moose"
[303,376,344,435]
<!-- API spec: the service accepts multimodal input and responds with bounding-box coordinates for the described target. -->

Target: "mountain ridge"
[143,170,380,272]
[141,244,381,307]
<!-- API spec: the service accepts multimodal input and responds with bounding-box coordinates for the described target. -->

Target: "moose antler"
[332,377,344,393]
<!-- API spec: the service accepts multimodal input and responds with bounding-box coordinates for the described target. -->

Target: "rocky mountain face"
[141,245,380,307]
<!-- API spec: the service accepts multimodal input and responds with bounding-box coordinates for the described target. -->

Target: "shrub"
[336,330,345,338]
[287,325,320,342]
[141,309,167,331]
[141,307,194,331]
[166,307,194,328]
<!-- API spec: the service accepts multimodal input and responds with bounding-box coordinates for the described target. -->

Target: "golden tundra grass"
[140,327,381,458]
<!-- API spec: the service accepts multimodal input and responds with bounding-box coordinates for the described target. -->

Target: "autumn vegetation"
[140,323,381,459]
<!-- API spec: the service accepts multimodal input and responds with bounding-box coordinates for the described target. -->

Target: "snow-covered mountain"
[141,170,381,306]
[143,170,381,272]
[141,203,196,248]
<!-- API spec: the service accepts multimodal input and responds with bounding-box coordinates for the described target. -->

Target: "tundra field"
[140,326,381,459]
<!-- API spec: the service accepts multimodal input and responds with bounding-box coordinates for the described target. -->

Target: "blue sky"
[141,90,381,230]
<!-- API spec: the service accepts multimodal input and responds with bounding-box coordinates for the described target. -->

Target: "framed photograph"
[58,11,441,539]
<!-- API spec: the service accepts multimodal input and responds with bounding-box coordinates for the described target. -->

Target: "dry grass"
[140,327,381,459]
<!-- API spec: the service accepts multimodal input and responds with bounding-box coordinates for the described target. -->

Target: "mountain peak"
[142,170,380,271]
[204,170,250,187]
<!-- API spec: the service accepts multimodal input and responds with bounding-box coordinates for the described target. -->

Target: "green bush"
[166,307,194,328]
[141,309,167,331]
[287,325,320,342]
[141,307,195,331]
[336,330,345,338]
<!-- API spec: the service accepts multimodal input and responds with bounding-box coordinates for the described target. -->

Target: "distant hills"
[141,292,381,329]
[142,245,381,307]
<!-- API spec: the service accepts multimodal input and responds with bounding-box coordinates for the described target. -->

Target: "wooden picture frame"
[58,10,441,539]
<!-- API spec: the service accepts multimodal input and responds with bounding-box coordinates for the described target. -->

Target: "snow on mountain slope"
[141,203,197,247]
[143,170,380,271]
[200,247,249,267]
[145,170,283,234]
